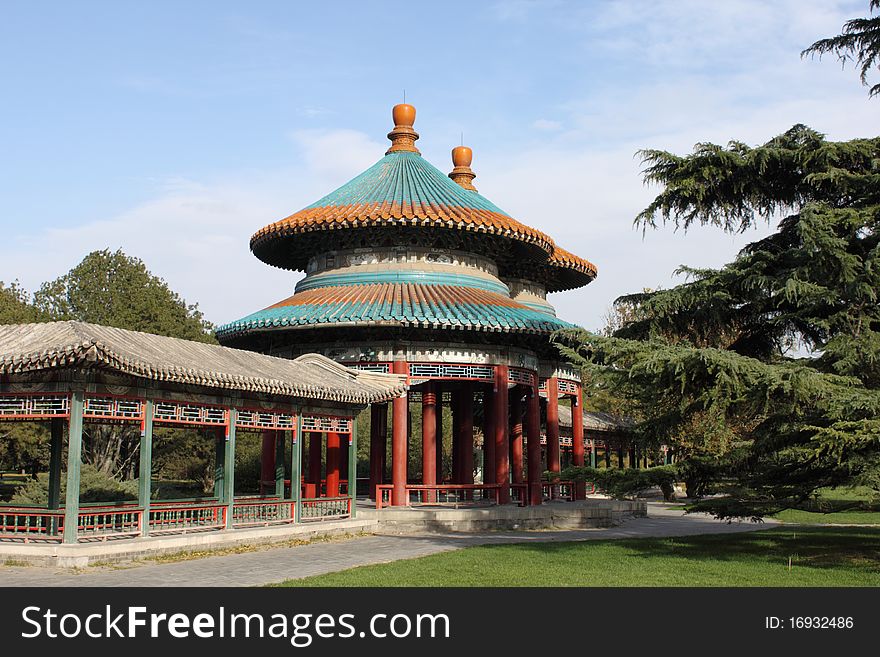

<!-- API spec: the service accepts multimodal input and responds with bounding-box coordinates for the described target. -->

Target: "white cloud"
[0,129,386,329]
[532,119,562,132]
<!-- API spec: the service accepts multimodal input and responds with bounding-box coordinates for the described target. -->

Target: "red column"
[422,382,437,501]
[456,383,474,497]
[326,432,341,497]
[260,430,275,495]
[391,360,409,506]
[451,391,461,483]
[510,390,524,484]
[493,365,510,504]
[369,403,387,501]
[546,378,561,475]
[339,432,349,493]
[482,384,496,485]
[308,431,322,498]
[526,379,542,506]
[572,385,586,500]
[435,386,444,483]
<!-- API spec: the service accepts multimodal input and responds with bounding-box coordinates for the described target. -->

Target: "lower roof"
[216,283,575,340]
[0,321,407,405]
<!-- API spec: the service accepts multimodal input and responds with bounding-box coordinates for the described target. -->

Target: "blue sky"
[0,0,875,331]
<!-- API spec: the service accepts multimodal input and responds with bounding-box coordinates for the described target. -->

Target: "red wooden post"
[435,385,444,483]
[526,379,542,506]
[422,381,437,502]
[482,383,496,486]
[308,431,322,498]
[451,389,461,483]
[546,378,561,475]
[339,431,349,492]
[391,360,409,506]
[493,365,510,504]
[457,382,474,498]
[260,429,275,496]
[369,403,387,501]
[510,390,524,484]
[326,431,341,498]
[572,385,586,500]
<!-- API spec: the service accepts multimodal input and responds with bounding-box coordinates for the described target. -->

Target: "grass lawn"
[274,526,880,587]
[773,509,880,524]
[770,486,880,525]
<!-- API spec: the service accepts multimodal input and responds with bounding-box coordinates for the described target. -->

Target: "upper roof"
[546,246,598,292]
[0,321,407,404]
[216,283,575,339]
[250,150,555,271]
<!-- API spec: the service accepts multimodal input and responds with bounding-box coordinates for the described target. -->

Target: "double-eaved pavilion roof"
[0,321,407,404]
[250,150,557,272]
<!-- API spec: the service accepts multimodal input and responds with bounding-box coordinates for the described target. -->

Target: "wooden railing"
[375,484,529,509]
[76,505,142,541]
[509,483,528,505]
[300,496,351,522]
[542,480,597,500]
[232,497,295,527]
[0,507,64,542]
[148,500,226,535]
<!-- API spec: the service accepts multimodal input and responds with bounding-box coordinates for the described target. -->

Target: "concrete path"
[0,504,774,587]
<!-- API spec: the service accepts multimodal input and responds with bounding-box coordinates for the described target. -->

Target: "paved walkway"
[0,505,774,587]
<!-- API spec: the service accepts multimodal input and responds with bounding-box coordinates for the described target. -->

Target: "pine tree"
[554,126,880,519]
[802,1,880,97]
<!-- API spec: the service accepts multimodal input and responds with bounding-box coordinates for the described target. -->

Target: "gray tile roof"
[0,321,407,405]
[557,404,635,433]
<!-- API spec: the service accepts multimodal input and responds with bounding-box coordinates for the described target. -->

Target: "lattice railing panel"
[300,497,351,521]
[508,368,536,386]
[345,362,390,374]
[236,409,296,431]
[558,379,579,395]
[83,396,144,422]
[409,363,494,381]
[153,401,228,426]
[0,394,70,419]
[301,415,352,433]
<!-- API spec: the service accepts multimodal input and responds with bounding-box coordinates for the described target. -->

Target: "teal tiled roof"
[216,283,575,339]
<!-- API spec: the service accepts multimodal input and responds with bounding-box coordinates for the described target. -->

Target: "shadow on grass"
[496,527,880,573]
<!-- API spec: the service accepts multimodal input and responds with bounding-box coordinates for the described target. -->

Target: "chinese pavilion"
[217,104,597,507]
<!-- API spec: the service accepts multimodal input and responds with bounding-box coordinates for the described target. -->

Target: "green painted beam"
[62,391,84,544]
[224,411,237,529]
[349,417,357,518]
[138,400,154,537]
[293,416,303,521]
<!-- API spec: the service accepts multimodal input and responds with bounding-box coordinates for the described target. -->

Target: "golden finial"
[449,145,477,191]
[386,103,420,154]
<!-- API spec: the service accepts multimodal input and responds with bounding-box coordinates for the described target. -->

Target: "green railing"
[300,496,351,522]
[0,507,64,542]
[148,501,226,535]
[232,498,295,527]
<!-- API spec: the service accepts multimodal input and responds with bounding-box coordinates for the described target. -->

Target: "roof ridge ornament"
[386,103,420,155]
[448,145,478,191]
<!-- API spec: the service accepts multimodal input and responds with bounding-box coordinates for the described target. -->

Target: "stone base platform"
[0,518,376,568]
[362,499,647,534]
[0,499,647,567]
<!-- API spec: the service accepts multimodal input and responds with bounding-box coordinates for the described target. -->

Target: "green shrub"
[556,465,679,500]
[9,464,138,506]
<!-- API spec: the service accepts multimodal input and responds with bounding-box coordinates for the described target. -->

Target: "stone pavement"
[0,504,774,587]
